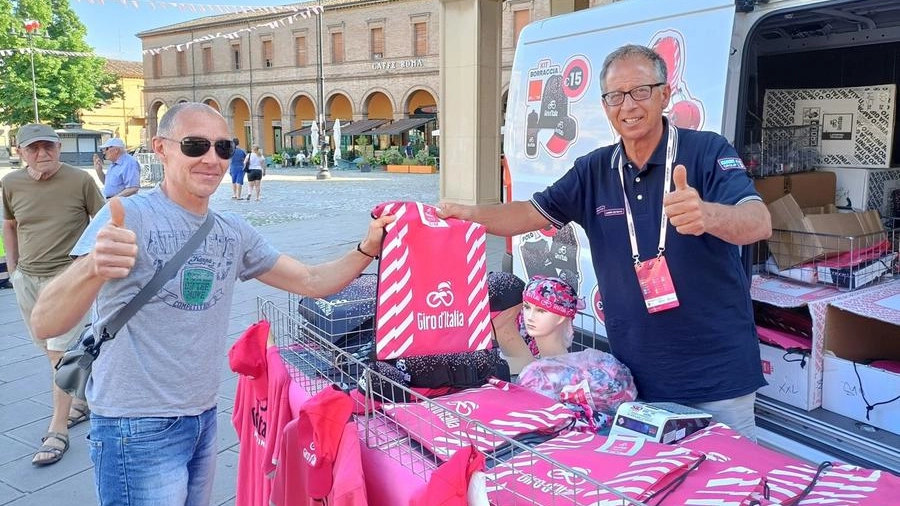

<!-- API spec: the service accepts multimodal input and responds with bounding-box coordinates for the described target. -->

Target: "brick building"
[137,0,566,156]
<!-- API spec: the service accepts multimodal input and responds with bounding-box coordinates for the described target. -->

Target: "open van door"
[505,0,736,334]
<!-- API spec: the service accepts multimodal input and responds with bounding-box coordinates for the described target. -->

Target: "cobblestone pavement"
[0,166,504,505]
[208,167,444,227]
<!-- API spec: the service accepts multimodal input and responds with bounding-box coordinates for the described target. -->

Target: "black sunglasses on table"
[159,136,235,159]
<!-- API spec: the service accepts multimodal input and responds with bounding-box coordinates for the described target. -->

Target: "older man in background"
[93,137,141,199]
[2,124,106,465]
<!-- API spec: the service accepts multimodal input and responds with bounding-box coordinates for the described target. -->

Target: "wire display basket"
[755,218,899,291]
[135,152,164,187]
[264,295,648,505]
[752,125,821,178]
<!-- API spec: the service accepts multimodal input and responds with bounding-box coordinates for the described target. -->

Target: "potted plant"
[362,154,383,172]
[414,148,437,169]
[271,152,284,168]
[382,147,405,172]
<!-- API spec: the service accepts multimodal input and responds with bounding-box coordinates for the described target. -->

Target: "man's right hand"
[435,201,473,221]
[92,197,137,279]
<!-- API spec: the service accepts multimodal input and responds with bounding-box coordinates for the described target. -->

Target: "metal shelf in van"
[755,395,900,474]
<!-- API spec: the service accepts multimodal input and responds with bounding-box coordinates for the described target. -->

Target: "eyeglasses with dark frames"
[159,136,235,160]
[601,82,666,107]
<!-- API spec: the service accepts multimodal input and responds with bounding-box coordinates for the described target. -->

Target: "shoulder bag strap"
[99,212,216,340]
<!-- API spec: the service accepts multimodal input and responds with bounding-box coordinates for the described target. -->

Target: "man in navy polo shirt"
[439,44,771,439]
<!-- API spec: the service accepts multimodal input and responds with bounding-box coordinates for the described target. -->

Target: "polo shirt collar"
[611,117,674,171]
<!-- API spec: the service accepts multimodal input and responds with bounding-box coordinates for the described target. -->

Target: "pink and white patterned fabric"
[484,430,704,505]
[381,378,575,461]
[758,462,900,505]
[371,201,492,360]
[662,423,887,505]
[677,423,803,475]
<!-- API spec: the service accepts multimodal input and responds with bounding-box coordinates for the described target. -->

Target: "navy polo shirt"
[531,123,766,403]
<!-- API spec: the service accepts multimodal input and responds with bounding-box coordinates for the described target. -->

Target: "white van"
[505,0,900,472]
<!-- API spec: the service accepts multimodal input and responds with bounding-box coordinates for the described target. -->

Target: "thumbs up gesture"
[663,164,706,236]
[92,197,138,279]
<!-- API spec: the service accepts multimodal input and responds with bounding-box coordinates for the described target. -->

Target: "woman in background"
[246,145,266,201]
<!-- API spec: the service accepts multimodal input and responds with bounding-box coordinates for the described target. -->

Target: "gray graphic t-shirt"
[72,188,280,417]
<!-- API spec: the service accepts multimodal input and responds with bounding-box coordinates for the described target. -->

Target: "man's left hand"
[663,164,706,236]
[358,213,397,258]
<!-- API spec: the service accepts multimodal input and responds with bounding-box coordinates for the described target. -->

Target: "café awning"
[365,117,433,136]
[286,120,335,137]
[340,119,389,136]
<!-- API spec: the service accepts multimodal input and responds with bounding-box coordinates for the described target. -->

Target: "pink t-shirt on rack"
[232,346,294,506]
[270,419,367,506]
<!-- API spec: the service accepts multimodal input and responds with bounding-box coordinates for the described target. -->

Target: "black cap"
[488,272,525,313]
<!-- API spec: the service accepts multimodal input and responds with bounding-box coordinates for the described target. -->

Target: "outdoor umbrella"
[334,119,342,161]
[310,122,320,157]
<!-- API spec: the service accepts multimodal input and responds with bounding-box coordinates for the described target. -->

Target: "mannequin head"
[522,276,581,357]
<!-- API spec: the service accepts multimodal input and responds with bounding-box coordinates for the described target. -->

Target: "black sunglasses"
[160,136,235,159]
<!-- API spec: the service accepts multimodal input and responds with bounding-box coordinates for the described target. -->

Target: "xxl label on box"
[763,85,896,168]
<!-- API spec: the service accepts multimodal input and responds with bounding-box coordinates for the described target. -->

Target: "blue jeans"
[89,407,218,506]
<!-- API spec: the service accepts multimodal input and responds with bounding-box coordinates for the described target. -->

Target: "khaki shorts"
[11,269,90,352]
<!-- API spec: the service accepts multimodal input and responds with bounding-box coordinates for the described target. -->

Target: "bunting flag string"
[139,4,324,55]
[76,0,315,15]
[0,47,98,58]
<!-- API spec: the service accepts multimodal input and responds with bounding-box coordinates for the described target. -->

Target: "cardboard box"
[751,276,850,410]
[767,194,885,269]
[759,341,814,410]
[763,84,896,168]
[821,281,900,435]
[816,252,897,291]
[819,167,900,217]
[754,171,837,207]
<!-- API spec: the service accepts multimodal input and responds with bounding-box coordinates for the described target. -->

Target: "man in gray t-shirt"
[31,103,394,505]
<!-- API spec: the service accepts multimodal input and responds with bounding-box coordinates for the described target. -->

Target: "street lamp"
[23,19,41,123]
[315,6,331,180]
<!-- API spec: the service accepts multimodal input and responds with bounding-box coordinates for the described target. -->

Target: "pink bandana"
[522,276,583,318]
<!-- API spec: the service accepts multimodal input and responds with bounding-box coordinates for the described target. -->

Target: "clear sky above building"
[71,0,299,62]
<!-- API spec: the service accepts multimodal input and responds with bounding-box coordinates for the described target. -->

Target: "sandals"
[32,431,69,466]
[67,404,90,428]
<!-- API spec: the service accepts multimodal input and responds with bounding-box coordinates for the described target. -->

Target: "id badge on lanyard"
[618,125,680,314]
[634,256,679,313]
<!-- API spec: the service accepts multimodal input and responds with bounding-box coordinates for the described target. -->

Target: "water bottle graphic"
[525,109,539,157]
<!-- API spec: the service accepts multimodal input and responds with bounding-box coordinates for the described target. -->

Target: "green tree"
[0,0,123,127]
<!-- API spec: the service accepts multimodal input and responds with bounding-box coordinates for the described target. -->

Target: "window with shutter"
[176,50,188,76]
[331,32,344,63]
[232,43,241,70]
[414,22,427,57]
[152,54,162,78]
[202,46,213,73]
[513,9,530,48]
[262,39,274,68]
[295,36,307,66]
[371,27,384,59]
